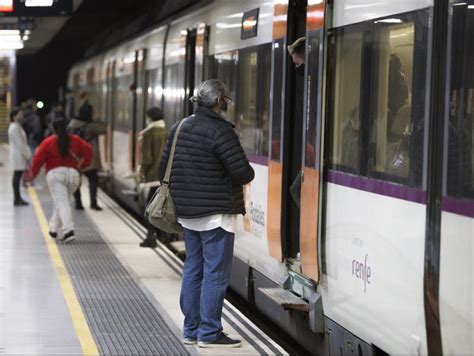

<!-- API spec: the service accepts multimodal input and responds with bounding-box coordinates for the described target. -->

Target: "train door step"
[258,288,309,312]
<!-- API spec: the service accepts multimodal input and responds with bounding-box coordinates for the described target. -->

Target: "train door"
[439,1,474,354]
[268,0,326,282]
[183,28,196,117]
[133,49,147,174]
[299,1,326,282]
[105,60,115,166]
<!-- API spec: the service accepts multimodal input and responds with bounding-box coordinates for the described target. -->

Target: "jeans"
[12,170,23,201]
[180,227,234,342]
[46,167,80,234]
[73,169,99,207]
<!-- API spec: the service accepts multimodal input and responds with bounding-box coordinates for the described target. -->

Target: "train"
[67,0,474,354]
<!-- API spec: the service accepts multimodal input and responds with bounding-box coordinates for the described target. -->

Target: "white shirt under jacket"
[178,214,237,234]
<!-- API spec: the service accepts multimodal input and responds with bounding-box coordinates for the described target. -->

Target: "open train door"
[267,0,288,262]
[266,0,327,283]
[299,0,327,282]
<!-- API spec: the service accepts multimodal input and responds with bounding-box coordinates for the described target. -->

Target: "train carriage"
[68,0,474,355]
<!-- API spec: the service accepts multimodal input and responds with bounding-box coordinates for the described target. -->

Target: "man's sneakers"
[197,333,241,348]
[183,338,197,345]
[62,230,76,243]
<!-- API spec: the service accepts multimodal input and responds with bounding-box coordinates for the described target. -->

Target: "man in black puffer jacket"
[159,80,254,348]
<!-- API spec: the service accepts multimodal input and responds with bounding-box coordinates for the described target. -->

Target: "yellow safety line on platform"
[28,187,99,356]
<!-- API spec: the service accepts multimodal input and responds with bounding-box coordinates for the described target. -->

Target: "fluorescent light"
[375,18,403,24]
[452,2,466,5]
[468,5,474,9]
[0,42,24,50]
[0,30,20,35]
[0,35,23,42]
[25,0,54,7]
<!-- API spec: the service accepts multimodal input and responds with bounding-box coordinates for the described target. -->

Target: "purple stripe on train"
[247,154,269,166]
[442,197,474,218]
[327,170,427,204]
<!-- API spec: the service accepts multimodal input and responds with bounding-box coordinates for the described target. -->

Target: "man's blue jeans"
[180,227,235,342]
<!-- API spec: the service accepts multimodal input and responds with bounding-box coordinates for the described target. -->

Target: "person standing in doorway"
[69,92,106,211]
[159,80,254,348]
[8,108,31,206]
[25,118,92,243]
[138,107,167,248]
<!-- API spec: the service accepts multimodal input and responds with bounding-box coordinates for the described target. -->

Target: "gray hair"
[190,79,228,108]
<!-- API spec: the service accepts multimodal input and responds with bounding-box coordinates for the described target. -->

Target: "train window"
[211,45,271,158]
[372,22,415,181]
[113,75,132,129]
[326,29,364,174]
[236,46,271,157]
[163,63,185,126]
[213,51,238,122]
[270,39,285,162]
[145,68,163,109]
[446,3,474,200]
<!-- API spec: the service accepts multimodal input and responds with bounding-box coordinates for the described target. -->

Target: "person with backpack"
[24,118,92,243]
[68,92,106,210]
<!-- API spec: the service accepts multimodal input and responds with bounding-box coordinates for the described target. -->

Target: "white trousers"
[46,167,80,234]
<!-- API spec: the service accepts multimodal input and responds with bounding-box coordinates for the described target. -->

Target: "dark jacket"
[68,118,106,171]
[159,107,255,218]
[139,120,167,182]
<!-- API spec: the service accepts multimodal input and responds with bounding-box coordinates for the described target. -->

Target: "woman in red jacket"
[26,118,92,243]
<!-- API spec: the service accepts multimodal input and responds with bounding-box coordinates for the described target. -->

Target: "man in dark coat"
[159,79,254,348]
[69,92,106,210]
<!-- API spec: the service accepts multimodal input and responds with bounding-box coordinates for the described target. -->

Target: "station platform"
[0,145,287,355]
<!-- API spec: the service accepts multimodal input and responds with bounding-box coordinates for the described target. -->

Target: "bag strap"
[163,118,187,185]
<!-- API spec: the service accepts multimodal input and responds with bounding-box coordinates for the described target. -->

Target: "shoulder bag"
[145,119,186,234]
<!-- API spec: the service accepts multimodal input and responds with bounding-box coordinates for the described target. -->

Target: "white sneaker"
[183,338,197,345]
[62,231,76,243]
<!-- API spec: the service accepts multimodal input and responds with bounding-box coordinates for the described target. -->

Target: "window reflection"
[113,75,132,129]
[211,44,271,158]
[327,30,363,173]
[373,22,414,179]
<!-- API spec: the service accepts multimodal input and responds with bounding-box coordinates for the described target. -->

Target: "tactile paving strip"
[41,198,189,356]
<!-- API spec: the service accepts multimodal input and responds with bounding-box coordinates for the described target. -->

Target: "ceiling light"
[0,42,24,50]
[375,18,403,24]
[0,30,21,35]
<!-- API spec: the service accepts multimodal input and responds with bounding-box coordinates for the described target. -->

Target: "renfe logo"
[352,254,372,292]
[0,0,13,12]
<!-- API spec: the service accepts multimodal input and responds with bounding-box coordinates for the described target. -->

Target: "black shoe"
[49,232,57,239]
[75,204,85,210]
[14,199,29,206]
[62,230,76,243]
[139,236,157,248]
[90,205,103,211]
[198,334,241,348]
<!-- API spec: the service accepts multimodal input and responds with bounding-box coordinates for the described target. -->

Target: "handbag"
[145,119,186,234]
